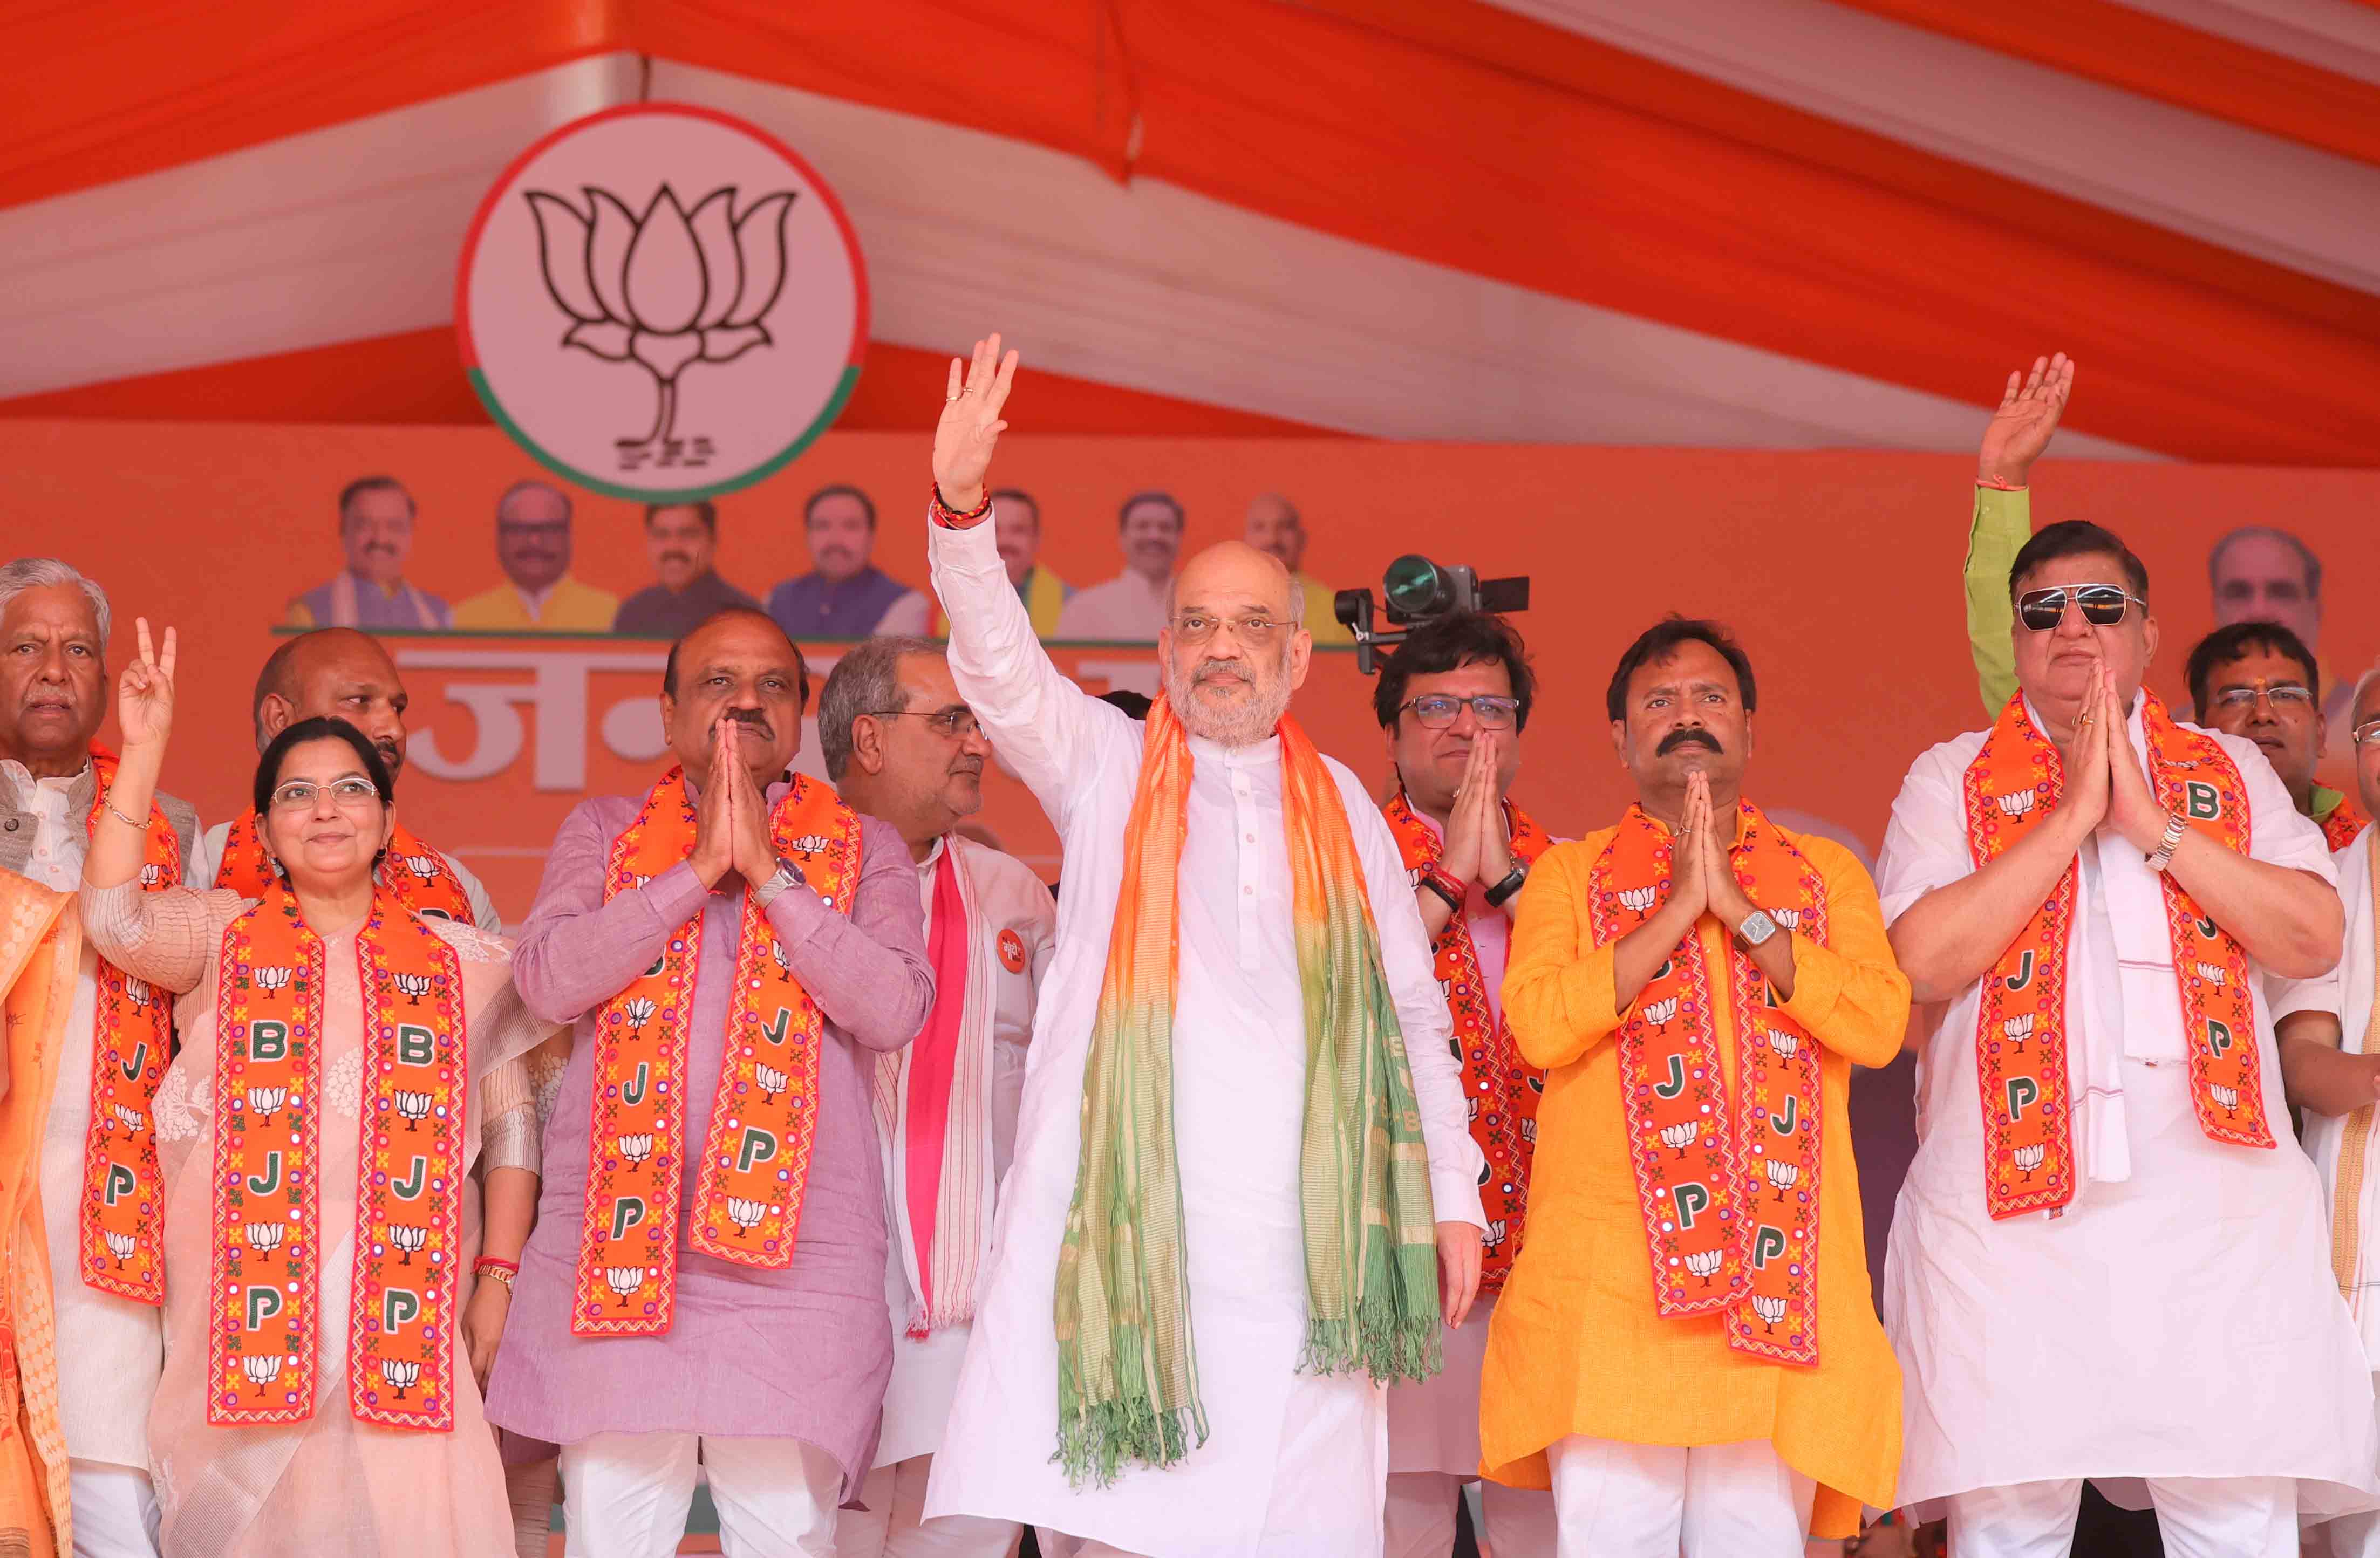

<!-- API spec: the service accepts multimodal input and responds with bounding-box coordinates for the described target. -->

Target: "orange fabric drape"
[1827,0,2380,172]
[0,331,1338,437]
[12,0,2380,464]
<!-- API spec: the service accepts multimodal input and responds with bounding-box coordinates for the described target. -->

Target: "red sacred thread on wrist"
[474,1258,519,1274]
[930,485,994,529]
[1975,475,2026,492]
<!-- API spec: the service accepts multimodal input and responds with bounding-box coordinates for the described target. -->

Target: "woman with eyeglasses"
[78,620,555,1558]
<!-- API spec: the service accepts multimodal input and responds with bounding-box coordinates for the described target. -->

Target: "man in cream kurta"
[2296,669,2380,1558]
[817,636,1057,1558]
[920,338,1485,1558]
[1877,517,2378,1557]
[0,559,202,1558]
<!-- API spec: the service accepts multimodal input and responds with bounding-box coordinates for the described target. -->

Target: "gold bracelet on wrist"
[102,797,146,830]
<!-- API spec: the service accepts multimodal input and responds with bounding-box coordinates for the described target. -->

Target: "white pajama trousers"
[69,1460,159,1558]
[1383,1471,1558,1557]
[1546,1436,1814,1558]
[834,1457,1018,1558]
[561,1431,840,1558]
[1946,1477,2297,1558]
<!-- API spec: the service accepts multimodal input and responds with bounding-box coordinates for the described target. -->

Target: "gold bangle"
[102,797,146,830]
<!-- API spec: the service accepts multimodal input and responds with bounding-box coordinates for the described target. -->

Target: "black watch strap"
[1417,872,1463,913]
[1484,863,1530,909]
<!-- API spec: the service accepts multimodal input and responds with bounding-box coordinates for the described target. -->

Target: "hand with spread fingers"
[117,616,179,754]
[932,333,1021,516]
[1978,352,2074,489]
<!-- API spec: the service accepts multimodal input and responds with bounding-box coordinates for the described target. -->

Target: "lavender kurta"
[483,784,934,1498]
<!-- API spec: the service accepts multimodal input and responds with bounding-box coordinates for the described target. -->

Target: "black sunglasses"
[2015,583,2146,632]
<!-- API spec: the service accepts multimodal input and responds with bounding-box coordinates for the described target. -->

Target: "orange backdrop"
[11,417,2379,919]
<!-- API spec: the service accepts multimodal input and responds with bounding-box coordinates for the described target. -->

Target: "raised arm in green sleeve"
[1965,484,2031,718]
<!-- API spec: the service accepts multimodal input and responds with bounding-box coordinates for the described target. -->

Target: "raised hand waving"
[1978,353,2075,489]
[932,334,1020,514]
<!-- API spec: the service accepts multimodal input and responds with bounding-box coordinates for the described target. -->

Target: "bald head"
[254,628,411,775]
[1169,540,1299,625]
[1243,493,1306,573]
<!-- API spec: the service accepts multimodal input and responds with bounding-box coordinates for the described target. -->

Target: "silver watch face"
[1738,909,1779,946]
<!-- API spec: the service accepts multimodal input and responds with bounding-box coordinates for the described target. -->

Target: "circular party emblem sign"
[458,104,868,502]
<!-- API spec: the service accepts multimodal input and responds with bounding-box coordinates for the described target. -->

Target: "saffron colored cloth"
[919,510,1482,1558]
[482,789,933,1501]
[77,880,548,1558]
[193,820,501,935]
[0,871,80,1558]
[1479,818,1907,1541]
[1874,705,2378,1520]
[449,576,622,633]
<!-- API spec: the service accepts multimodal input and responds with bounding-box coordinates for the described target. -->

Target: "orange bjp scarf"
[1963,692,2271,1221]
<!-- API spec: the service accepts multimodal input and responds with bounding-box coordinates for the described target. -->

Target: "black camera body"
[1334,555,1530,674]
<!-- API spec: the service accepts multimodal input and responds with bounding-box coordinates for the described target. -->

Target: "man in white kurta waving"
[1877,516,2379,1557]
[919,336,1486,1558]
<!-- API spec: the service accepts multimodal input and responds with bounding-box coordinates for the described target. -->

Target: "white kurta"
[2304,824,2380,1369]
[920,515,1487,1558]
[1053,570,1170,643]
[1874,705,2379,1517]
[0,760,176,1473]
[873,832,1055,1468]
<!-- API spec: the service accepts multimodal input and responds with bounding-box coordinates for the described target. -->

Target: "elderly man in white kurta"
[818,635,1058,1558]
[2297,669,2380,1558]
[918,338,1486,1558]
[1878,517,2378,1558]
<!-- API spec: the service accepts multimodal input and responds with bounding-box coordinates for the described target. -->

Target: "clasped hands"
[1662,770,1757,933]
[1435,732,1516,891]
[688,718,781,892]
[2057,663,2168,853]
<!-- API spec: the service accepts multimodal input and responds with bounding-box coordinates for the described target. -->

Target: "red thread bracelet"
[930,485,993,529]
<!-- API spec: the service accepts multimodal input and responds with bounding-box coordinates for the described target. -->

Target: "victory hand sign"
[933,334,1020,515]
[1978,353,2074,489]
[117,617,178,754]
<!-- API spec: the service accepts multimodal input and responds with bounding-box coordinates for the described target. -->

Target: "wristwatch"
[752,854,807,907]
[1735,908,1781,947]
[2146,811,2188,874]
[1484,862,1531,910]
[1417,869,1464,914]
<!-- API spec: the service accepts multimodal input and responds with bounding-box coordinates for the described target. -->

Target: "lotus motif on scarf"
[524,183,800,448]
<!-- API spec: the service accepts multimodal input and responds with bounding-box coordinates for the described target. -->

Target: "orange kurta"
[1478,819,1907,1540]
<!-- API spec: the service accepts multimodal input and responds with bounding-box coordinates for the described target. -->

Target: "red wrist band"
[930,484,993,529]
[1975,475,2026,492]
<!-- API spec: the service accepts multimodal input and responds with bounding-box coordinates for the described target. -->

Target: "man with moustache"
[2299,669,2380,1558]
[930,489,1071,639]
[1242,494,1351,647]
[287,474,451,630]
[0,558,204,1556]
[1371,612,1559,1557]
[1053,491,1185,644]
[454,480,620,632]
[616,501,767,638]
[201,627,499,929]
[484,606,933,1555]
[918,337,1484,1558]
[1480,619,1908,1555]
[1879,520,2376,1555]
[816,636,1056,1558]
[768,484,930,640]
[2184,623,2366,849]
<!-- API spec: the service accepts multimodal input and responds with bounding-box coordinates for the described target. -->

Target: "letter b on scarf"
[250,1020,289,1061]
[397,1024,434,1066]
[1673,1181,1710,1229]
[2185,781,2222,822]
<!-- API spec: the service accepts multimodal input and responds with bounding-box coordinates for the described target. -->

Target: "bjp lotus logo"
[524,185,798,451]
[458,104,869,503]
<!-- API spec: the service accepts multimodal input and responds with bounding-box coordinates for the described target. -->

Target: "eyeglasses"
[868,708,981,741]
[2355,721,2380,750]
[2016,583,2147,631]
[2208,681,2315,713]
[1400,695,1520,730]
[1170,613,1288,647]
[269,777,381,812]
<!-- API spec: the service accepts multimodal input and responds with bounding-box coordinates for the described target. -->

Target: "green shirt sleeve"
[1966,485,2031,718]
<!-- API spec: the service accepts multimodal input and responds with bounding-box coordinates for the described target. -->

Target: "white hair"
[0,557,111,645]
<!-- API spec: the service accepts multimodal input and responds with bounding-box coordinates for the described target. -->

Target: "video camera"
[1334,556,1530,676]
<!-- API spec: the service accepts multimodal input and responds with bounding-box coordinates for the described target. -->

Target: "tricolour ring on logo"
[456,103,869,503]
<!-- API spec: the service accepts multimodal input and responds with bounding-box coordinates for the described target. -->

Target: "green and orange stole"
[79,747,177,1308]
[1383,788,1552,1289]
[1585,803,1827,1366]
[216,810,475,924]
[208,884,470,1430]
[570,769,861,1337]
[1966,693,2272,1220]
[1055,698,1442,1487]
[2324,793,2371,855]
